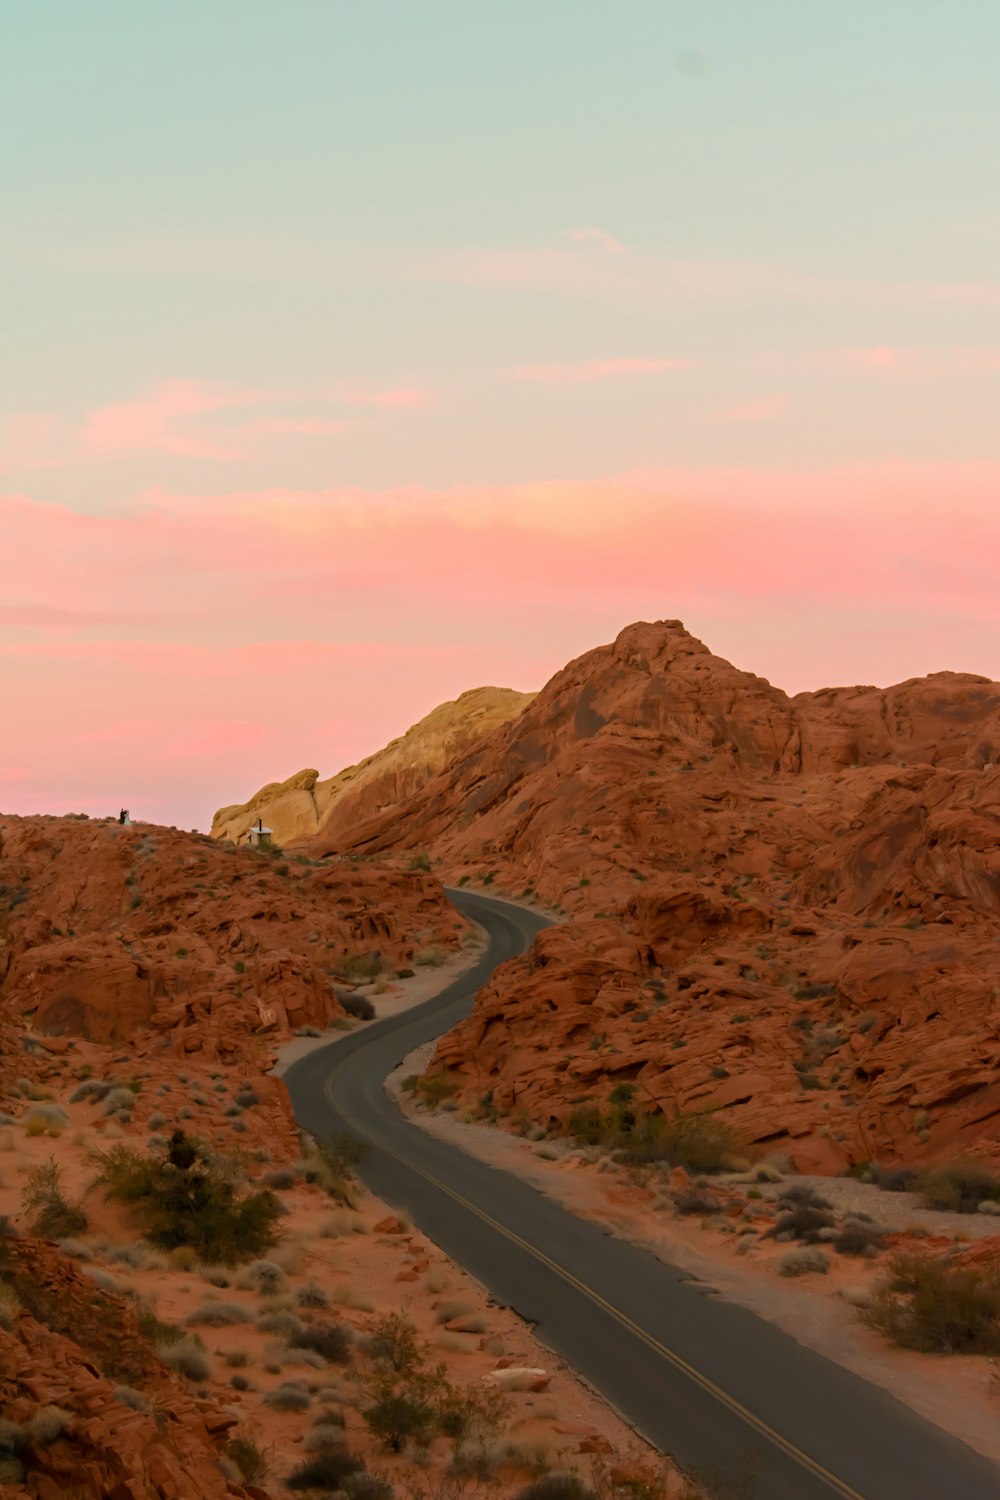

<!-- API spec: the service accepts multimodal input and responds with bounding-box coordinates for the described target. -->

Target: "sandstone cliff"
[318,620,1000,1172]
[211,686,533,847]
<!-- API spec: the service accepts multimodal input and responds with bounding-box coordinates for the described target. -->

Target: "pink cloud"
[846,346,1000,376]
[2,379,432,470]
[711,396,789,424]
[513,357,691,385]
[81,379,271,459]
[569,227,628,255]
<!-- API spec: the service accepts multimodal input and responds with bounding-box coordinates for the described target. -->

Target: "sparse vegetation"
[287,1450,364,1491]
[862,1252,1000,1353]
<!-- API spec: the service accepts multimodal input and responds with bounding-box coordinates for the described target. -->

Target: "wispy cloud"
[513,357,691,385]
[711,396,789,424]
[845,346,1000,376]
[1,379,433,470]
[569,226,628,255]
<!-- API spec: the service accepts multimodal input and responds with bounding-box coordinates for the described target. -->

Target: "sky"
[3,1,999,830]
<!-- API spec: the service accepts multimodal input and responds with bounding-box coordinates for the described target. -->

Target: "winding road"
[284,889,1000,1500]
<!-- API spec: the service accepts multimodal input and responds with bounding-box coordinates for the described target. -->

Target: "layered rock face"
[0,816,465,1059]
[211,686,533,847]
[325,621,1000,1172]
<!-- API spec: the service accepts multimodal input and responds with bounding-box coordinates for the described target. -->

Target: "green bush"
[408,852,432,872]
[863,1252,1000,1353]
[364,1390,435,1451]
[95,1129,282,1263]
[22,1161,89,1240]
[922,1161,1000,1215]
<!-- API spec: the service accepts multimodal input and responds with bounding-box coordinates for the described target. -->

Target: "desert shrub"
[414,947,446,968]
[234,1088,259,1110]
[114,1386,150,1411]
[834,1217,886,1256]
[297,1281,329,1309]
[265,1381,312,1411]
[862,1252,1000,1353]
[922,1161,1000,1215]
[287,1449,364,1491]
[771,1186,834,1243]
[95,1129,282,1263]
[343,954,383,983]
[22,1160,89,1239]
[241,1258,288,1294]
[70,1080,113,1104]
[364,1389,435,1451]
[779,1247,830,1277]
[408,852,432,872]
[291,1320,354,1364]
[342,993,376,1021]
[29,1407,72,1445]
[102,1087,136,1116]
[187,1301,253,1327]
[673,1188,722,1217]
[262,1168,297,1190]
[0,1421,26,1456]
[516,1474,595,1500]
[23,1104,68,1138]
[868,1164,919,1194]
[258,1308,303,1339]
[226,1433,269,1484]
[415,1070,460,1108]
[617,1109,736,1174]
[367,1313,424,1374]
[343,1473,394,1500]
[435,1383,509,1442]
[305,1420,347,1451]
[159,1336,211,1380]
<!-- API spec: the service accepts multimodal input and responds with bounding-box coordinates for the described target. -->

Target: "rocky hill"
[320,620,1000,1173]
[0,815,466,1063]
[211,686,533,848]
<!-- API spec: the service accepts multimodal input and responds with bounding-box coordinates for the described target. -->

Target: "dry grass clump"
[186,1300,253,1327]
[23,1104,68,1139]
[779,1247,830,1277]
[265,1380,312,1411]
[158,1335,211,1381]
[320,1209,368,1238]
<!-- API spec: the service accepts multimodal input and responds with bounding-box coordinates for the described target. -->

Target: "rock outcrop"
[0,816,466,1061]
[317,620,1000,1172]
[0,1237,251,1499]
[211,686,533,847]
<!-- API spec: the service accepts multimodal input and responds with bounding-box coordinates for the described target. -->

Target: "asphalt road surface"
[284,888,1000,1500]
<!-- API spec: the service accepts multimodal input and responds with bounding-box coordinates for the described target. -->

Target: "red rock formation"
[318,621,1000,1172]
[0,816,466,1061]
[0,1238,252,1499]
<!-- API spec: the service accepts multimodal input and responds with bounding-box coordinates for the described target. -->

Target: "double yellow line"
[323,1064,866,1500]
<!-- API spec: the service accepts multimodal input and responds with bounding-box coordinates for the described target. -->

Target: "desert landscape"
[4,619,1000,1497]
[7,8,1000,1496]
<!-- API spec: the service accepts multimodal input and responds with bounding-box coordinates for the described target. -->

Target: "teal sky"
[3,3,999,826]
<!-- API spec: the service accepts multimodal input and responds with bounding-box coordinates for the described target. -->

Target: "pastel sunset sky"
[4,2,999,830]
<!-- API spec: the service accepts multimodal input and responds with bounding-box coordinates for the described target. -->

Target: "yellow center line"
[322,1064,868,1500]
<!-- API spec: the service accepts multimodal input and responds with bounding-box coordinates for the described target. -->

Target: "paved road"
[284,889,1000,1500]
